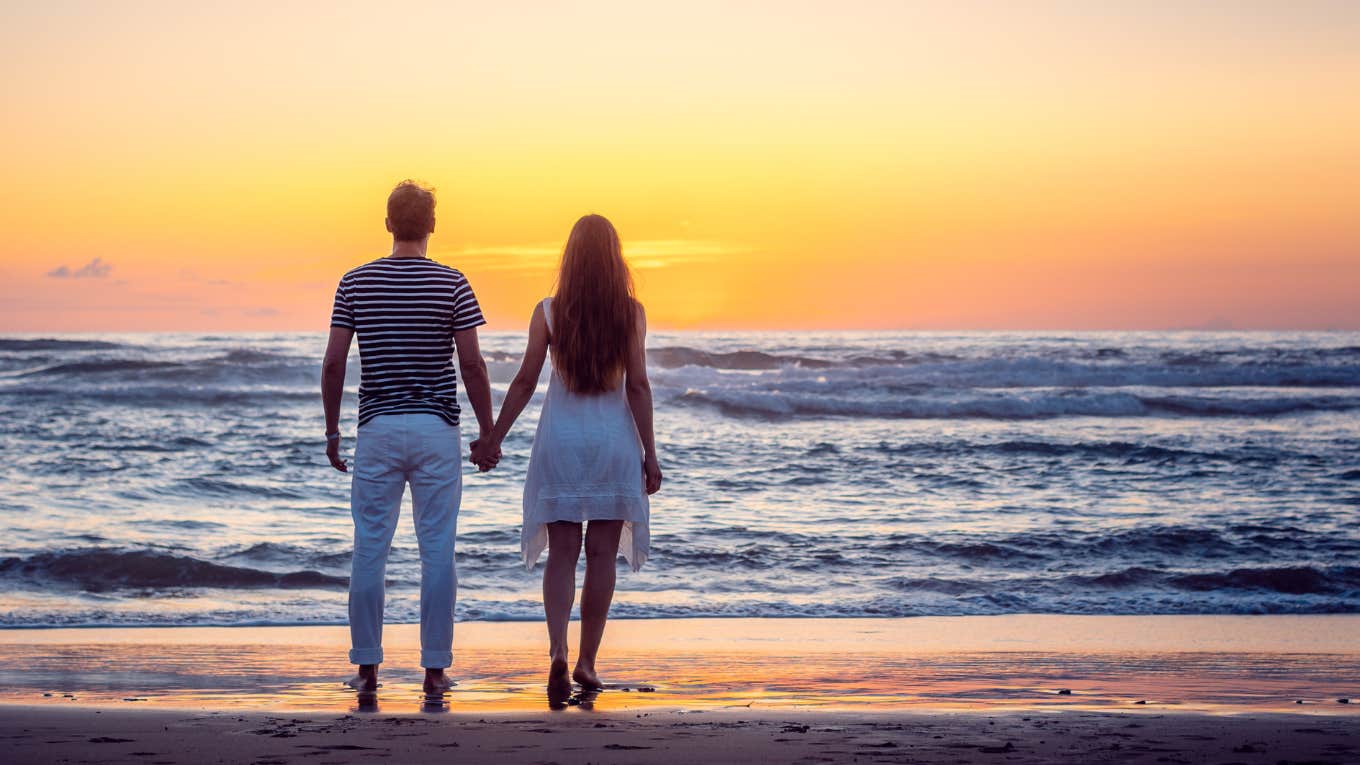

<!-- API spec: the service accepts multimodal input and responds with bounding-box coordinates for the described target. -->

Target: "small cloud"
[626,240,752,270]
[47,257,112,279]
[244,307,280,317]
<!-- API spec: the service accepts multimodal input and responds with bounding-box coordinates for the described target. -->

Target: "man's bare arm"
[455,327,494,440]
[321,326,353,472]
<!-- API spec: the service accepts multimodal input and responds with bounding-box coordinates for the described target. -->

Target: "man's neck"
[389,239,428,259]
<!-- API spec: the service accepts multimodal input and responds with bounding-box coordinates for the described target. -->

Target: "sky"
[1,1,1357,331]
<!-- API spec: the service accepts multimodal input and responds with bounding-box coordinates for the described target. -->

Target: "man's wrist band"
[325,432,341,441]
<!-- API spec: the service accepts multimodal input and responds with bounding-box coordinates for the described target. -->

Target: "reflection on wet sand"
[348,676,595,714]
[420,690,448,714]
[344,688,449,715]
[7,641,1360,714]
[355,691,379,714]
[344,681,451,714]
[549,683,601,711]
[3,618,1359,715]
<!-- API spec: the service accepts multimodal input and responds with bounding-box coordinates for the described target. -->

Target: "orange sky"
[1,2,1357,331]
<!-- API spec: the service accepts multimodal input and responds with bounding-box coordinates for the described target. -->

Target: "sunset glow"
[2,2,1357,331]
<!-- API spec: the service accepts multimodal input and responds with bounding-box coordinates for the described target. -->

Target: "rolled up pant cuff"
[421,650,452,669]
[350,647,384,665]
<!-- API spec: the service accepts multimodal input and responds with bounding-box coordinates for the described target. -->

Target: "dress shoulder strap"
[541,297,553,334]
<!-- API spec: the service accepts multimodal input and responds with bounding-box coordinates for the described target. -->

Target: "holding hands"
[470,436,501,472]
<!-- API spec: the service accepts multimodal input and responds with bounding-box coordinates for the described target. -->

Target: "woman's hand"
[643,453,662,495]
[470,437,501,472]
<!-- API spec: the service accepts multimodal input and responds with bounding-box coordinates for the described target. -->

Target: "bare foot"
[547,658,572,710]
[423,669,455,694]
[549,658,572,688]
[344,664,379,693]
[572,663,603,689]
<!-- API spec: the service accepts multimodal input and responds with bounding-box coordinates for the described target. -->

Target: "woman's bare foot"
[546,658,572,709]
[572,662,603,689]
[544,656,571,707]
[423,669,455,694]
[345,664,379,693]
[548,657,572,688]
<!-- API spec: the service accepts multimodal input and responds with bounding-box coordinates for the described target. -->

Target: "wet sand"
[1,616,1357,762]
[2,616,1358,712]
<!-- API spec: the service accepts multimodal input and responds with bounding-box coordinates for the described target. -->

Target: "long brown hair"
[551,214,635,394]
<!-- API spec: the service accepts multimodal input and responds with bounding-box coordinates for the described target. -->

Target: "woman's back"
[522,297,649,570]
[540,297,636,437]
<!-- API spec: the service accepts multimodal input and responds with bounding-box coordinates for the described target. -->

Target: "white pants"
[348,413,462,669]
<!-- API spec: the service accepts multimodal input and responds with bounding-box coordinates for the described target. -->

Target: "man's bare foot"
[572,663,603,689]
[423,669,455,694]
[345,664,379,693]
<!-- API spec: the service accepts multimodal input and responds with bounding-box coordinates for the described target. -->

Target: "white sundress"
[521,297,650,571]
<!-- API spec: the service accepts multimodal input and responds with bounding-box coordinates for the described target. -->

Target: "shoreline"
[4,613,1358,649]
[4,610,1360,630]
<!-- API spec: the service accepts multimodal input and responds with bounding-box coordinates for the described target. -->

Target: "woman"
[475,214,662,696]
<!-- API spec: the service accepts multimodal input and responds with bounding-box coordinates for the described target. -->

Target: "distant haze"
[1,2,1357,331]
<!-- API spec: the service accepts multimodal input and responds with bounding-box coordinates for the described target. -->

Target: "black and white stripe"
[331,257,485,427]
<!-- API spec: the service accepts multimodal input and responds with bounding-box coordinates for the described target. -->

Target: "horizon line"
[3,326,1358,336]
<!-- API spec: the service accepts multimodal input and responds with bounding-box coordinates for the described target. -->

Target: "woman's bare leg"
[574,520,624,688]
[544,521,583,687]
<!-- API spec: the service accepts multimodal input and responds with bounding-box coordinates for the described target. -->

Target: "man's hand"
[327,437,348,472]
[469,437,501,472]
[643,453,662,495]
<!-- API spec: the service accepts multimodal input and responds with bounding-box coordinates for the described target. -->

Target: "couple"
[320,180,663,700]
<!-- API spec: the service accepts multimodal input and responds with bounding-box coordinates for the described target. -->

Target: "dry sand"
[3,705,1359,764]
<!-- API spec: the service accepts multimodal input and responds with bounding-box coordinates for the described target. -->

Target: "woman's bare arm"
[484,302,550,450]
[624,303,662,494]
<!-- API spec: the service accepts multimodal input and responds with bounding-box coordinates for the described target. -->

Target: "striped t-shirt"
[330,256,486,427]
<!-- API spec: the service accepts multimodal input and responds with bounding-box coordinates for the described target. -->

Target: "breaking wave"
[0,549,347,592]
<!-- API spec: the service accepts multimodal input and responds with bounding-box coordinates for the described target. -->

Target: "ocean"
[0,331,1357,627]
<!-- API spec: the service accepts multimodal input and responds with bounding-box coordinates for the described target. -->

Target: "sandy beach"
[5,705,1360,765]
[2,616,1357,762]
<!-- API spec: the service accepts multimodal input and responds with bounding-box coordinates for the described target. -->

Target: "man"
[321,179,498,695]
